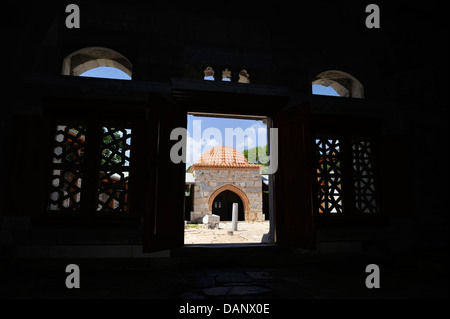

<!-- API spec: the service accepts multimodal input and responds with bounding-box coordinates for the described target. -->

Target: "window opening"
[47,122,133,216]
[80,67,131,80]
[352,138,378,214]
[313,135,379,218]
[48,124,86,212]
[315,138,343,214]
[312,85,340,97]
[312,70,363,98]
[62,47,132,79]
[97,127,132,212]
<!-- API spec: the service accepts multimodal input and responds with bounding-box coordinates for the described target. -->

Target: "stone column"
[232,203,238,231]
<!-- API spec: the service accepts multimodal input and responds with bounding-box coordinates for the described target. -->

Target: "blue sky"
[312,85,340,96]
[80,66,131,80]
[80,67,339,166]
[186,115,266,166]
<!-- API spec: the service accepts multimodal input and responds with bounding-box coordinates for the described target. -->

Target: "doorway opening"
[184,113,272,245]
[212,190,245,221]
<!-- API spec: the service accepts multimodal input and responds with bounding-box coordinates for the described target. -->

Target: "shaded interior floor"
[0,247,448,299]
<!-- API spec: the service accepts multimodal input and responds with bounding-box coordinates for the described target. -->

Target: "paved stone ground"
[0,249,448,301]
[184,221,270,244]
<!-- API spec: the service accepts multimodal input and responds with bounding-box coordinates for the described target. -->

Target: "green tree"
[101,128,127,166]
[244,145,269,174]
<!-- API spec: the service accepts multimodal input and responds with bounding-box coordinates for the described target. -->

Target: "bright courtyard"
[184,221,270,244]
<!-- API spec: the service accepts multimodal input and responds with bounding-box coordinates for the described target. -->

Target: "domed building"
[188,146,264,222]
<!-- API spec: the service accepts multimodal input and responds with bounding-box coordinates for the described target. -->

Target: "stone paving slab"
[215,272,253,283]
[228,285,271,296]
[203,286,231,296]
[184,221,270,244]
[0,251,448,299]
[183,269,274,299]
[246,271,273,281]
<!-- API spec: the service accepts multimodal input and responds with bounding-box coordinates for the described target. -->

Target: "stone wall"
[191,168,264,222]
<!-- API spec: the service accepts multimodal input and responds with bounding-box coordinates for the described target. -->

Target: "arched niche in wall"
[62,47,133,78]
[312,70,364,98]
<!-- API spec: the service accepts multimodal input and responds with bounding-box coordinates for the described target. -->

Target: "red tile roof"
[190,146,262,170]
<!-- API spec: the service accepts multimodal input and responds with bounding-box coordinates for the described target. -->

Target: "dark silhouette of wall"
[0,1,448,256]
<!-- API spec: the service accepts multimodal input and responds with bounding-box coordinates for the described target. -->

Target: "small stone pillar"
[204,66,215,80]
[222,68,232,81]
[232,203,238,231]
[238,69,250,83]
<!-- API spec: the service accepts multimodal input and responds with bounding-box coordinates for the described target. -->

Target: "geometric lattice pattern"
[52,125,86,165]
[97,171,129,212]
[352,139,377,214]
[47,124,133,214]
[97,127,132,212]
[315,138,343,214]
[48,124,86,212]
[48,169,83,212]
[99,127,131,167]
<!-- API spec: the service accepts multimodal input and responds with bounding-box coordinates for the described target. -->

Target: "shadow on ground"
[0,247,448,299]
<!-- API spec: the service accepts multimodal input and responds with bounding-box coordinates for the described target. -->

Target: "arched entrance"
[62,47,133,78]
[312,70,364,98]
[212,190,245,221]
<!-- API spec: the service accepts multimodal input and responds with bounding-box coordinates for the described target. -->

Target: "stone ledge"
[15,245,170,258]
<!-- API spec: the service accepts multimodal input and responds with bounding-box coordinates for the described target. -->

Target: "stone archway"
[62,47,133,77]
[312,70,364,98]
[208,184,250,213]
[212,190,245,221]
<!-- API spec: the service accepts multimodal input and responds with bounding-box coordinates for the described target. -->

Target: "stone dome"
[190,146,262,170]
